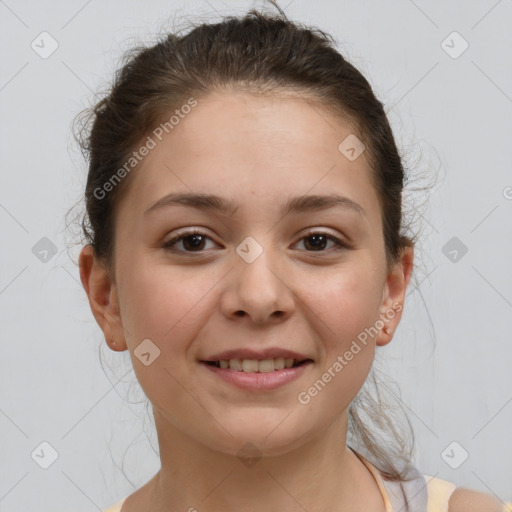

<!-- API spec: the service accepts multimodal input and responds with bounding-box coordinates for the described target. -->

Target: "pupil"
[306,234,326,251]
[184,234,205,251]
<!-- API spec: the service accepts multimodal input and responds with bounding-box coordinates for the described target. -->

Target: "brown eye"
[295,232,348,252]
[162,230,215,253]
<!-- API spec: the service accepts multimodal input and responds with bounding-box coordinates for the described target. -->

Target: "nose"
[220,245,294,325]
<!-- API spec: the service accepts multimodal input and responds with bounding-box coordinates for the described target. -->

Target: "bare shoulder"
[448,487,509,512]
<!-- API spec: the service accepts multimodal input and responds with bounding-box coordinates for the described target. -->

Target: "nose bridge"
[224,235,293,322]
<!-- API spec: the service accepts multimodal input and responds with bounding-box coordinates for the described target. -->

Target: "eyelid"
[295,229,350,251]
[162,228,217,250]
[300,227,349,243]
[162,227,350,254]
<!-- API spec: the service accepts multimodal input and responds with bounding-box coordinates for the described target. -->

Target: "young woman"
[76,5,512,512]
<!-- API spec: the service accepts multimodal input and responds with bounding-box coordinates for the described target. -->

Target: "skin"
[79,90,414,512]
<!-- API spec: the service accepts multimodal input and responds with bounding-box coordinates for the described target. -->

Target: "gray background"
[0,0,511,510]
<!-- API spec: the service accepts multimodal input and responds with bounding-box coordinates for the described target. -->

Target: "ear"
[78,244,127,351]
[375,245,414,347]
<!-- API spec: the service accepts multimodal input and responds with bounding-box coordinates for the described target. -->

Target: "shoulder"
[103,497,126,512]
[422,474,511,512]
[448,487,511,512]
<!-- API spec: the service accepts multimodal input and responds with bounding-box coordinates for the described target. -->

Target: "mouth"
[199,357,314,391]
[200,357,313,372]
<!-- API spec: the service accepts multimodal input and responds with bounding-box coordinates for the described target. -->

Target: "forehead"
[117,90,381,225]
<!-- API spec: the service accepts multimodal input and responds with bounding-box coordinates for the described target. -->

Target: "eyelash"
[161,228,349,255]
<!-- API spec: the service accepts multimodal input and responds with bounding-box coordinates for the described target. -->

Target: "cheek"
[116,260,218,407]
[117,258,220,349]
[295,267,380,416]
[307,261,383,344]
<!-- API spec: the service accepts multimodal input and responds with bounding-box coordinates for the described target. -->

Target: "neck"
[138,409,384,512]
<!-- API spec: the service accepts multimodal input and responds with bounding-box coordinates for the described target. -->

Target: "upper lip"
[200,348,312,362]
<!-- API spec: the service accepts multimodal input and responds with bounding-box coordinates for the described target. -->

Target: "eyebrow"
[143,192,367,218]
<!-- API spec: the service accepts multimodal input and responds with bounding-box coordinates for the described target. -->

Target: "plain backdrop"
[0,0,511,510]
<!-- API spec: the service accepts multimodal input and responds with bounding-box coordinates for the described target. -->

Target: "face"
[80,90,413,458]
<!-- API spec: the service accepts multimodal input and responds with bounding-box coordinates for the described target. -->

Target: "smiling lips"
[204,357,307,372]
[200,347,313,373]
[200,359,313,391]
[199,347,314,390]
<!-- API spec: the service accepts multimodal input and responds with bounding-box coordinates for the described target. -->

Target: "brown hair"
[71,1,427,490]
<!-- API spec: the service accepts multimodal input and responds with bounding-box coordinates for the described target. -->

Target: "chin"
[209,414,316,458]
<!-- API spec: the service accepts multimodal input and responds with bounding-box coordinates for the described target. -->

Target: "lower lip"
[199,361,313,391]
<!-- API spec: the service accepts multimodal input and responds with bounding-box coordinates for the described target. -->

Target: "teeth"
[211,357,304,372]
[258,359,275,373]
[242,359,259,372]
[229,358,242,371]
[274,358,285,370]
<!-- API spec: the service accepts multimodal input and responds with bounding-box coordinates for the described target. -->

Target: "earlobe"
[376,245,414,347]
[78,245,127,351]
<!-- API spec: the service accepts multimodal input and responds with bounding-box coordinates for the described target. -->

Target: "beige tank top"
[103,450,511,512]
